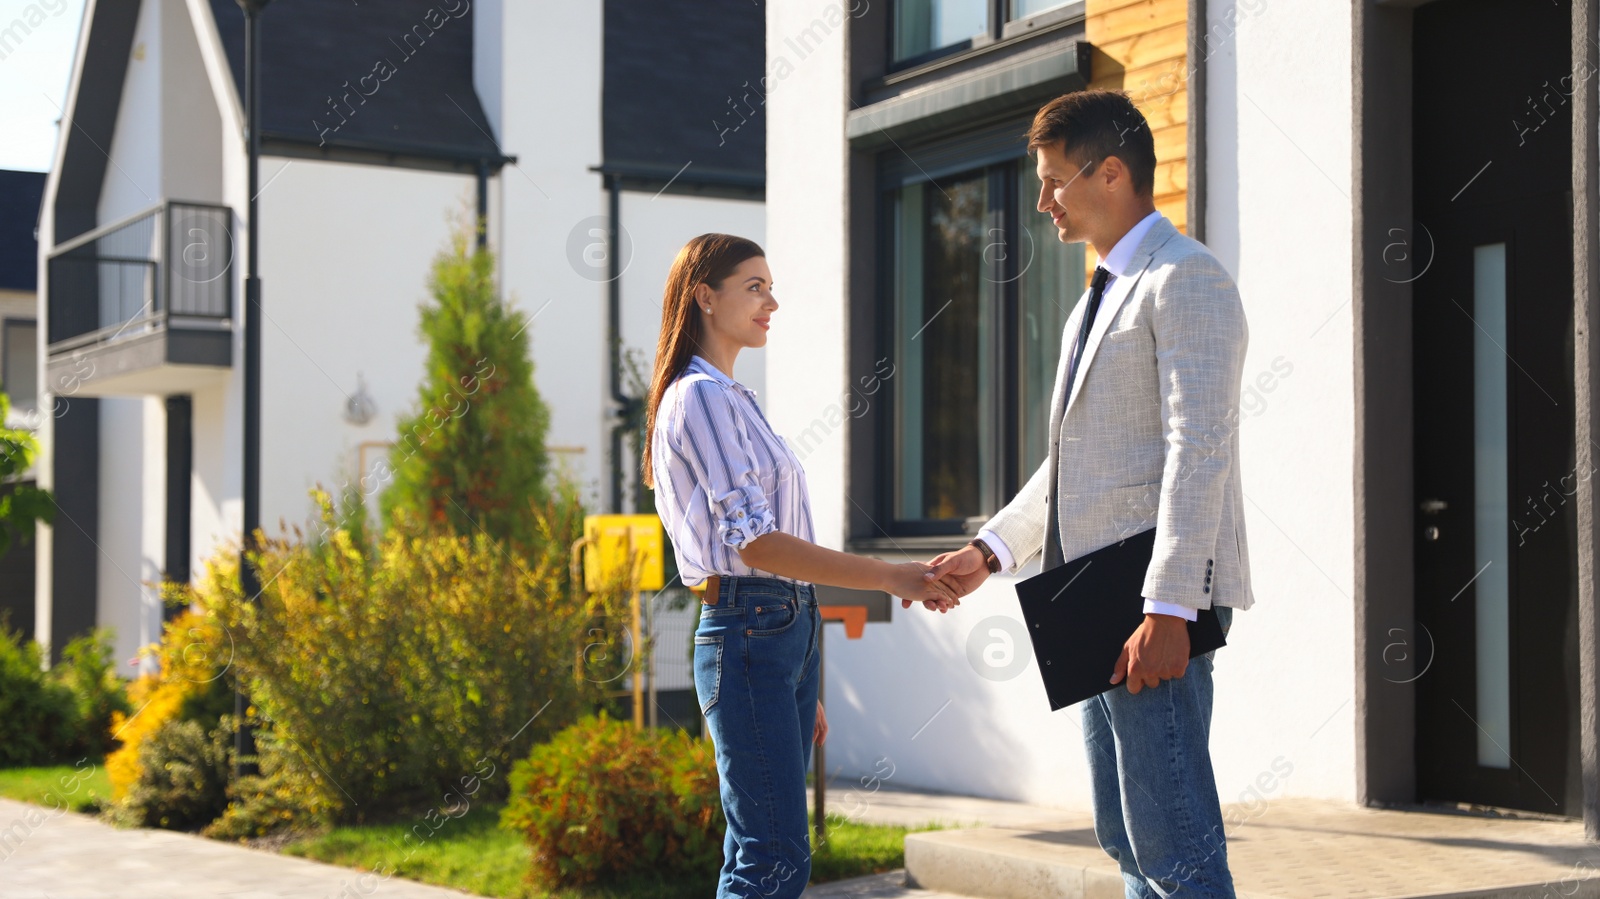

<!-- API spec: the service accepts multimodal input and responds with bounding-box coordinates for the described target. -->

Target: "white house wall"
[90,0,182,675]
[253,158,478,537]
[1203,0,1357,804]
[616,190,767,480]
[478,0,609,507]
[767,0,1358,811]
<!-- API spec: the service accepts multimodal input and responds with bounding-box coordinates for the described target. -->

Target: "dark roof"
[0,170,46,292]
[602,0,765,193]
[207,0,503,168]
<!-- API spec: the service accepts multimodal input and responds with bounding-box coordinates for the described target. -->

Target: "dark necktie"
[1063,266,1111,397]
[1043,266,1110,569]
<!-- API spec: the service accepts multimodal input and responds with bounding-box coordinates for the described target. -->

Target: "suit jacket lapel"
[1061,218,1181,420]
[1045,287,1086,443]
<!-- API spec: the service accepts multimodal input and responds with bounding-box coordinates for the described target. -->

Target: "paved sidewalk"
[10,780,1594,898]
[0,797,477,899]
[809,779,1067,831]
[806,871,968,898]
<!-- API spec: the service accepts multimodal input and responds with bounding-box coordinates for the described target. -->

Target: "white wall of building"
[768,0,1358,810]
[252,157,478,538]
[89,0,179,674]
[617,190,767,386]
[1202,0,1357,804]
[479,0,609,508]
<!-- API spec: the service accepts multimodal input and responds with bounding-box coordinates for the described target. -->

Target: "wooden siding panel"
[1086,0,1188,234]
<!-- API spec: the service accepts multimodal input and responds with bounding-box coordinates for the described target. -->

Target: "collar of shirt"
[687,354,758,399]
[1099,210,1164,280]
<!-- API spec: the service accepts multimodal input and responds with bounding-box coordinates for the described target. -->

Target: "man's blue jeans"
[693,576,821,899]
[1083,606,1237,898]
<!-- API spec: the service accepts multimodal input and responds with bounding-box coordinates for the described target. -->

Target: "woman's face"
[698,256,777,348]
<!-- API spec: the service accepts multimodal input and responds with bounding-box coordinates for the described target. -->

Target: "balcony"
[46,201,233,397]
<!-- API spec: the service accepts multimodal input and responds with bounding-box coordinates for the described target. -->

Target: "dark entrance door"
[1412,0,1578,816]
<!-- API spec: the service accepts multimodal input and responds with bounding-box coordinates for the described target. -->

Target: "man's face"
[1034,141,1101,245]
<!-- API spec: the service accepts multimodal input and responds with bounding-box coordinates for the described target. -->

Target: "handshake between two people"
[883,543,991,615]
[884,541,1193,695]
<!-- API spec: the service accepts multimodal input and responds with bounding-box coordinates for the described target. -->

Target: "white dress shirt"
[651,355,817,587]
[976,211,1198,621]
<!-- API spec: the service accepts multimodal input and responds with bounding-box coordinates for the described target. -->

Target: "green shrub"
[204,724,335,840]
[109,717,231,831]
[190,490,622,822]
[57,628,133,758]
[501,714,723,888]
[107,610,231,803]
[0,623,128,767]
[0,624,79,767]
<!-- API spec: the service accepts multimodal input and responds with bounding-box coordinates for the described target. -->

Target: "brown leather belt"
[701,574,721,605]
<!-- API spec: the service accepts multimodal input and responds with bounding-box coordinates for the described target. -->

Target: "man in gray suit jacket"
[922,90,1250,897]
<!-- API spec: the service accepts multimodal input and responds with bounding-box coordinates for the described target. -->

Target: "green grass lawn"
[0,760,112,814]
[285,803,935,899]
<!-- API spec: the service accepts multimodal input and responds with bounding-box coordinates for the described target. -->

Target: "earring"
[704,307,712,314]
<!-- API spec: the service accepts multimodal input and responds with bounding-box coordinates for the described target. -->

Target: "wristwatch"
[968,538,1002,574]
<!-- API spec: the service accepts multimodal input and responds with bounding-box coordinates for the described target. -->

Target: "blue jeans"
[1083,605,1237,898]
[693,576,822,899]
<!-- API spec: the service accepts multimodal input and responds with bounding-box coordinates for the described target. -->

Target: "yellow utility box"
[582,515,665,592]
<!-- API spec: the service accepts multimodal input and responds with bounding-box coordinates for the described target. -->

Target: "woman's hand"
[883,561,961,612]
[815,701,828,745]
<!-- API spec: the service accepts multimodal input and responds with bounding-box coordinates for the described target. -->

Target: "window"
[1,320,37,414]
[892,0,1082,64]
[881,150,1086,535]
[1009,0,1074,20]
[893,0,988,62]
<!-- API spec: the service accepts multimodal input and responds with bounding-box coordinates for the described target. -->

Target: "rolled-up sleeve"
[675,380,778,550]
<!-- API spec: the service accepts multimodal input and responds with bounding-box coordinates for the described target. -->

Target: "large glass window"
[1009,0,1074,20]
[1,320,37,414]
[884,158,1086,534]
[893,0,1080,64]
[893,0,989,62]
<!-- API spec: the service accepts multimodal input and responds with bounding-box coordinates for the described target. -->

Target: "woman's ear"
[692,282,713,314]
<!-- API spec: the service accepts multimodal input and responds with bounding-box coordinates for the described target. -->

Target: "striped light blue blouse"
[651,355,816,587]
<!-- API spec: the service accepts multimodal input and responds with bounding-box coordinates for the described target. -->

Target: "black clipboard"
[1015,528,1226,711]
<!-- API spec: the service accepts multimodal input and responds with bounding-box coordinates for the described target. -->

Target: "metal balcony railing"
[47,201,233,351]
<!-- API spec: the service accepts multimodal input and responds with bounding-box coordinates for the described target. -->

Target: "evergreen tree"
[380,214,552,547]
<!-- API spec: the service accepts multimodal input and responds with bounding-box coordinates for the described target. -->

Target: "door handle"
[1420,498,1448,514]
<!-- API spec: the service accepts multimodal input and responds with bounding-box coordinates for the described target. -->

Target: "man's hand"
[815,701,828,745]
[1111,613,1191,694]
[883,562,961,612]
[909,545,993,611]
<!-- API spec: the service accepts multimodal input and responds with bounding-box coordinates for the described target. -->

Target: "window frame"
[1,317,38,415]
[888,0,1083,70]
[871,147,1079,538]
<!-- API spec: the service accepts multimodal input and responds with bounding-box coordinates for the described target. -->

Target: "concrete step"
[903,798,1600,899]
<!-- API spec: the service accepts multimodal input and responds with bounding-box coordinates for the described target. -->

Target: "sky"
[0,0,90,173]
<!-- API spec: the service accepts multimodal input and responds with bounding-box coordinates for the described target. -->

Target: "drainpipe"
[476,159,489,249]
[605,173,636,513]
[1188,0,1207,244]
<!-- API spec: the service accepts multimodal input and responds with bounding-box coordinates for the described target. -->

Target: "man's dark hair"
[1027,89,1157,197]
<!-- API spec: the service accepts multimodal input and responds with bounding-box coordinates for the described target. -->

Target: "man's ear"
[1099,154,1128,192]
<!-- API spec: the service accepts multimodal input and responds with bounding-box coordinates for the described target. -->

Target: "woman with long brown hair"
[644,233,957,897]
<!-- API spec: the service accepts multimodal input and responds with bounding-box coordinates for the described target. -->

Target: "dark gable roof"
[207,0,502,168]
[602,0,765,193]
[0,170,46,292]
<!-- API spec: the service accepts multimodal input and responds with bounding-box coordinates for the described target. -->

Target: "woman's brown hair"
[641,233,765,489]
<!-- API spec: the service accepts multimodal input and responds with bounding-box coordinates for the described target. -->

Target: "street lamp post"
[235,0,271,780]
